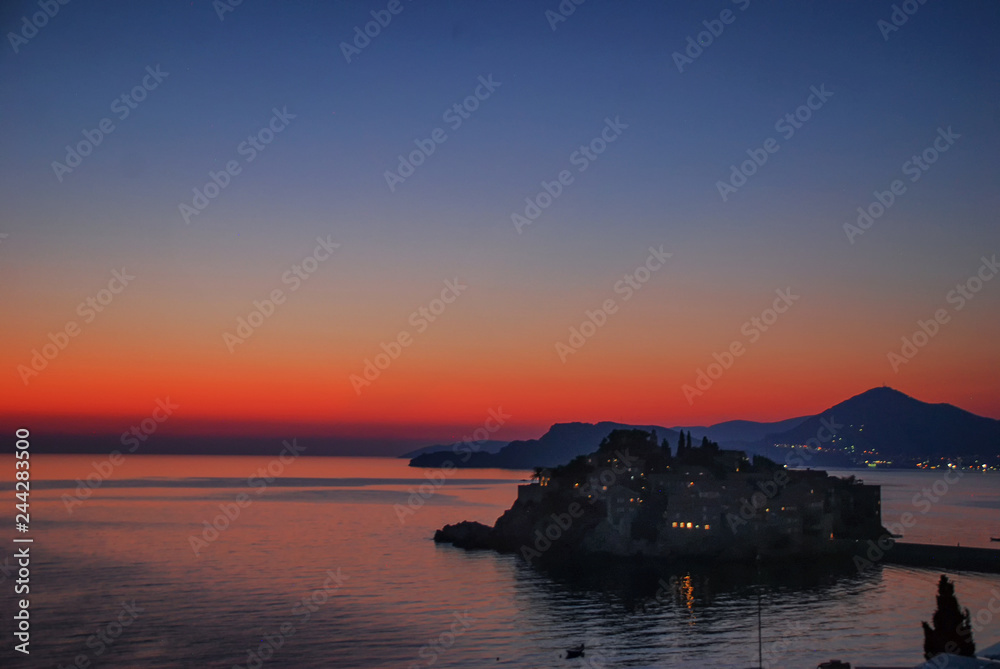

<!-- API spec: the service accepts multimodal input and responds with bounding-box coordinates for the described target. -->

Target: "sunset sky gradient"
[2,0,999,448]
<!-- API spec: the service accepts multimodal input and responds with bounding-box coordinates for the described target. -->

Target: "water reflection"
[1,456,995,668]
[524,552,879,612]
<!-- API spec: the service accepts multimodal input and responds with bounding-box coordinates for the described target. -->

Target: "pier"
[875,542,1000,574]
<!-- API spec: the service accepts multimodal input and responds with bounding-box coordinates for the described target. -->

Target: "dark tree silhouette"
[685,431,692,451]
[921,575,975,659]
[752,455,780,471]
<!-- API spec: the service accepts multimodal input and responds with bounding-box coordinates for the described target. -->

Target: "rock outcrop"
[433,521,494,550]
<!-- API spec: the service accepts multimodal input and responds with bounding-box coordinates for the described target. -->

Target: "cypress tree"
[922,575,975,659]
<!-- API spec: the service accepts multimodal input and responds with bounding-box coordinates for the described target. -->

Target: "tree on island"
[751,454,780,471]
[921,575,975,659]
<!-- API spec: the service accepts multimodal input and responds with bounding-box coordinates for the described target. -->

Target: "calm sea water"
[0,455,998,668]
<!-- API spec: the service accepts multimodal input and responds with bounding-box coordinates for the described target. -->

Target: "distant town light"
[686,522,693,529]
[704,524,710,530]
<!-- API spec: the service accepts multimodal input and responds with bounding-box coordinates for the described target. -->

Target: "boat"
[991,537,1000,542]
[565,643,585,659]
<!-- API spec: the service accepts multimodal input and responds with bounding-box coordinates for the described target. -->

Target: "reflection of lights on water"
[680,574,695,613]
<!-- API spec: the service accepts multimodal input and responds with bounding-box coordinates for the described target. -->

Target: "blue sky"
[2,0,999,437]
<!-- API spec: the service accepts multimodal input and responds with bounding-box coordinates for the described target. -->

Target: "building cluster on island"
[436,429,885,562]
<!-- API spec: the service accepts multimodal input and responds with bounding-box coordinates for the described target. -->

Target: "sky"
[2,0,999,449]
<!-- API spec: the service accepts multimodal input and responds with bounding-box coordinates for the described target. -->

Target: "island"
[435,429,886,564]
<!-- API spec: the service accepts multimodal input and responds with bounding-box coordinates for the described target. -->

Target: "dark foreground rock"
[433,521,494,550]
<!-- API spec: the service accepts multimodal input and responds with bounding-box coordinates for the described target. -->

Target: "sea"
[1,454,998,668]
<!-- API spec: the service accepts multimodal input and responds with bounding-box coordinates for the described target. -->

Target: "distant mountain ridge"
[409,387,1000,470]
[758,386,1000,459]
[398,440,508,459]
[673,416,810,448]
[408,421,680,469]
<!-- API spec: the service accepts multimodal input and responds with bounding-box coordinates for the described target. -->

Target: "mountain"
[673,416,810,449]
[759,387,1000,460]
[398,440,508,459]
[409,422,680,470]
[409,387,1000,470]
